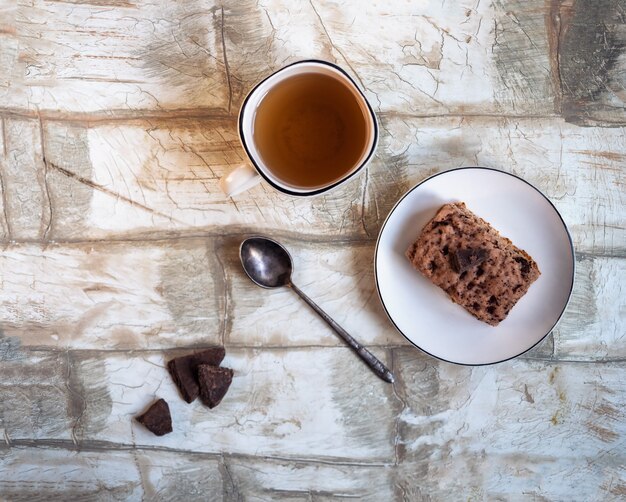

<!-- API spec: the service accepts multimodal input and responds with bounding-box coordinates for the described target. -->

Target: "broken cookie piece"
[197,364,234,409]
[167,348,226,403]
[135,398,173,436]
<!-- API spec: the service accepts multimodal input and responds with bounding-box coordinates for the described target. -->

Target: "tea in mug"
[252,72,369,189]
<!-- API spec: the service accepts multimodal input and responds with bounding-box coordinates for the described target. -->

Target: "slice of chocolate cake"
[406,202,540,326]
[135,398,173,436]
[167,348,226,403]
[197,365,233,409]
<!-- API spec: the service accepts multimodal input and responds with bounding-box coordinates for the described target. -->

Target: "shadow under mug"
[219,60,379,197]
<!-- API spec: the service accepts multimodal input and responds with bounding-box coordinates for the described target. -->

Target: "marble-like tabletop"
[0,0,624,500]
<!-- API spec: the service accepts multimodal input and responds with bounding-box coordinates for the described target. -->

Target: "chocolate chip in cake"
[167,348,226,403]
[135,398,172,436]
[451,248,488,274]
[197,365,234,409]
[432,220,451,228]
[514,256,531,275]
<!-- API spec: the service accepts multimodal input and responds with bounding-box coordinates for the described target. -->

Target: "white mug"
[219,60,378,197]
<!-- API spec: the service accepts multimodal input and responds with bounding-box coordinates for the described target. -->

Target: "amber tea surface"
[252,72,369,189]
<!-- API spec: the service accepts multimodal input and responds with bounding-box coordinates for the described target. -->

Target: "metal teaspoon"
[239,236,395,384]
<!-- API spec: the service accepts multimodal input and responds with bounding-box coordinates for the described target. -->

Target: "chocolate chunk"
[167,348,226,403]
[135,398,172,436]
[451,248,488,274]
[514,256,531,275]
[197,365,233,409]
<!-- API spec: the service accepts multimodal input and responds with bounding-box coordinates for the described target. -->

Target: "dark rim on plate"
[374,166,576,366]
[238,59,379,197]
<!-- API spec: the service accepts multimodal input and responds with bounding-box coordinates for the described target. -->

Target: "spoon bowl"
[240,236,293,289]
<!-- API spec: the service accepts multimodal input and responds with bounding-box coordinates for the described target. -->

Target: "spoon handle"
[289,283,395,384]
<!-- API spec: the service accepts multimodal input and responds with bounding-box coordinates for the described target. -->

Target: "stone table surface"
[0,0,625,500]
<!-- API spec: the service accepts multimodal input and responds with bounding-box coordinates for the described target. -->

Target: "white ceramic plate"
[375,167,575,365]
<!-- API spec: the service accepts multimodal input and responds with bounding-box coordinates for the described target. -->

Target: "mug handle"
[219,163,262,197]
